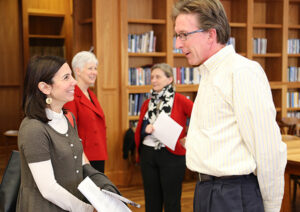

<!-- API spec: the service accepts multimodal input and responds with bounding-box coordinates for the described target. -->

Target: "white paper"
[101,189,140,208]
[78,177,132,212]
[152,112,183,150]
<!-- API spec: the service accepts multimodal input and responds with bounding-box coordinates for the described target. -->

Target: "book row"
[287,91,300,108]
[128,30,156,53]
[128,93,150,116]
[128,67,201,86]
[128,34,300,55]
[287,111,300,119]
[172,36,182,53]
[253,38,267,54]
[128,93,193,117]
[227,37,235,50]
[287,66,300,82]
[288,39,300,54]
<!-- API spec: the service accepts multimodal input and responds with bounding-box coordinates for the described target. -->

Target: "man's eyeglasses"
[175,29,205,41]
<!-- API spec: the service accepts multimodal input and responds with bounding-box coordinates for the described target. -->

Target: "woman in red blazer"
[64,51,107,173]
[135,63,193,212]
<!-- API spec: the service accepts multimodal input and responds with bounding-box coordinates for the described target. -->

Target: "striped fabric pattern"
[186,45,287,212]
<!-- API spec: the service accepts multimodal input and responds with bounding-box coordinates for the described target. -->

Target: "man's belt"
[198,173,242,182]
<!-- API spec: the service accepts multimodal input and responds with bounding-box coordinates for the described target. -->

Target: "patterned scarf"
[144,84,175,149]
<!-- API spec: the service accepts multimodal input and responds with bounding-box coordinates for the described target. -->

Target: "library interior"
[1,0,300,211]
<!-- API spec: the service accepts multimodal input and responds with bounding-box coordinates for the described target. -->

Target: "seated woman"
[17,55,119,212]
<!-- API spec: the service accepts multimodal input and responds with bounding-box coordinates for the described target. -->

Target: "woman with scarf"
[135,63,193,212]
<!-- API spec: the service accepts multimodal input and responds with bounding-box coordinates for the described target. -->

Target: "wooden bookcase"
[72,0,98,93]
[16,0,300,187]
[287,0,300,117]
[72,0,95,55]
[120,0,300,184]
[121,0,300,131]
[21,0,73,67]
[121,0,199,130]
[71,0,124,186]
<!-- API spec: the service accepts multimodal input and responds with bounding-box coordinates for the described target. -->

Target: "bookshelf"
[21,0,73,67]
[17,0,300,187]
[119,0,300,184]
[121,0,170,130]
[70,0,124,186]
[121,0,287,130]
[287,0,300,118]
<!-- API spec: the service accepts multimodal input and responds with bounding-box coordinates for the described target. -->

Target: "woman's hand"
[145,124,154,134]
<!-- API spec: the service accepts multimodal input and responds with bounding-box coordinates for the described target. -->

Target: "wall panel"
[0,0,23,177]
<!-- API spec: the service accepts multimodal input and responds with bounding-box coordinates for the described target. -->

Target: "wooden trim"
[289,24,300,29]
[128,116,139,121]
[230,22,247,27]
[252,53,282,57]
[128,18,166,24]
[78,18,93,24]
[29,34,65,39]
[287,107,300,111]
[0,83,20,87]
[253,23,282,29]
[28,8,65,17]
[127,85,151,93]
[288,54,300,57]
[246,0,253,58]
[286,82,300,88]
[128,52,166,57]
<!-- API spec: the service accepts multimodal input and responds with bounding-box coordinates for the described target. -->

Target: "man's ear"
[208,28,217,41]
[38,82,52,95]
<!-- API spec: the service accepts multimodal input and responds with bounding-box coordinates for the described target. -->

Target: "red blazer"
[64,85,108,161]
[135,93,193,161]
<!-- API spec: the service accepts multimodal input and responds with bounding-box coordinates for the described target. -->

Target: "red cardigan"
[135,93,193,161]
[64,85,108,161]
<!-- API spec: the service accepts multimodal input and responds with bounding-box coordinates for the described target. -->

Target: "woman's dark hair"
[22,55,66,123]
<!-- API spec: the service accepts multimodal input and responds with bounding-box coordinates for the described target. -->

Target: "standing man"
[173,1,287,212]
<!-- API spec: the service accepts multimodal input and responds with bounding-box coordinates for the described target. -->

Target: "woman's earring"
[46,97,52,105]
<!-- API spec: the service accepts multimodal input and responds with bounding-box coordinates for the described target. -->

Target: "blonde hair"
[151,63,174,86]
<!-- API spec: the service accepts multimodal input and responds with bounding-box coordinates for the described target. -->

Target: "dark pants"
[140,144,186,212]
[90,160,105,173]
[193,174,264,212]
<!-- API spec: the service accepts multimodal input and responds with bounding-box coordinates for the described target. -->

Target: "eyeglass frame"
[175,29,205,41]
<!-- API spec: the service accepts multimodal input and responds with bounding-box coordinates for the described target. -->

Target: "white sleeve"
[29,160,94,212]
[82,153,89,166]
[233,64,287,212]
